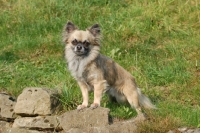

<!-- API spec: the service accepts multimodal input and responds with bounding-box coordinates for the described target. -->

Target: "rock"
[0,121,11,133]
[166,130,174,133]
[0,93,17,121]
[59,107,110,132]
[167,129,181,133]
[66,117,138,133]
[178,127,188,132]
[0,120,64,133]
[14,87,60,116]
[193,128,200,133]
[95,120,137,133]
[5,128,43,133]
[67,127,106,133]
[107,120,137,133]
[59,107,139,133]
[127,113,147,123]
[12,115,62,131]
[168,127,200,133]
[66,128,83,133]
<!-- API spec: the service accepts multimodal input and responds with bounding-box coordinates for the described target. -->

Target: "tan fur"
[63,21,156,114]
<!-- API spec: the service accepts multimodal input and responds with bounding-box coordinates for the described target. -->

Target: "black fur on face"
[71,39,90,56]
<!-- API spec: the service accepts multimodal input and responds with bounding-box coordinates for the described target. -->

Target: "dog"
[63,21,156,115]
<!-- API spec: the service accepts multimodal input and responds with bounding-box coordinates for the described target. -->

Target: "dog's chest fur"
[67,56,89,81]
[65,47,100,82]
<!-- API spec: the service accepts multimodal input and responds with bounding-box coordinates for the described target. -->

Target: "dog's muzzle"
[76,43,83,51]
[74,43,89,56]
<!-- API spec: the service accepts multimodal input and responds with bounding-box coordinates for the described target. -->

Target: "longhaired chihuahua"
[63,21,156,115]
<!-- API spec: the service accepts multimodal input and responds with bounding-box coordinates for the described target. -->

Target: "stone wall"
[0,87,141,133]
[0,87,199,133]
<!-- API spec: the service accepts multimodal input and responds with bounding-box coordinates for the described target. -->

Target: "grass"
[0,0,200,132]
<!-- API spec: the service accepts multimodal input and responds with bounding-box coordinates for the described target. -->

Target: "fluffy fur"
[63,21,156,114]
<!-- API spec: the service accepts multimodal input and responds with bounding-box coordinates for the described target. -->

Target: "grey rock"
[0,120,64,133]
[59,107,110,132]
[67,128,83,133]
[178,127,188,132]
[59,107,139,133]
[5,128,42,133]
[187,129,195,133]
[66,118,138,133]
[0,93,17,121]
[193,128,200,133]
[169,127,200,133]
[0,121,11,133]
[167,130,175,133]
[12,115,62,131]
[95,119,137,133]
[14,87,60,116]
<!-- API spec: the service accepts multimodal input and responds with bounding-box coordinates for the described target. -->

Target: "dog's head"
[63,21,101,56]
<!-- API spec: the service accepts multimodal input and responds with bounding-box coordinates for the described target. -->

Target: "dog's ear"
[88,24,100,37]
[65,21,78,33]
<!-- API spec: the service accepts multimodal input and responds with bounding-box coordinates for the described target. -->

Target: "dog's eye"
[83,41,90,47]
[72,39,78,45]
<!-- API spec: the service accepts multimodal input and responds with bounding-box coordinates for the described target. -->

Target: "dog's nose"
[77,45,82,50]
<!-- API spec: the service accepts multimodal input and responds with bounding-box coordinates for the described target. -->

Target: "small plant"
[109,48,121,59]
[122,106,134,117]
[59,83,81,111]
[198,124,200,128]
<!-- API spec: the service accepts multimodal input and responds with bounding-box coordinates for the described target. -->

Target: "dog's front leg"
[77,81,89,110]
[90,80,107,109]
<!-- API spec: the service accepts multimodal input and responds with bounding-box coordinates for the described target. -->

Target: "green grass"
[0,0,200,132]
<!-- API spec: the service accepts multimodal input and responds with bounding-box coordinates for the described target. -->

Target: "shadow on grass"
[0,51,19,63]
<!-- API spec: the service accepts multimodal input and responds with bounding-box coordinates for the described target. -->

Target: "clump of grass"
[59,83,81,111]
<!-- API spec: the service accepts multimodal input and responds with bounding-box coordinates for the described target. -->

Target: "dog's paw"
[90,103,99,109]
[77,105,87,110]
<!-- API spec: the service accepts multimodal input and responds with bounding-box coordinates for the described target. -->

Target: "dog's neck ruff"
[65,46,100,80]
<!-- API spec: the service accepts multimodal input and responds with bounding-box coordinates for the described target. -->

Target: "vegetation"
[0,0,200,132]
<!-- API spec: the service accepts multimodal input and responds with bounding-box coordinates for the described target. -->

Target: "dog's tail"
[137,88,157,109]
